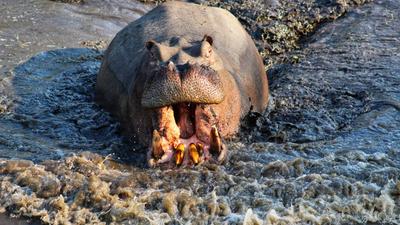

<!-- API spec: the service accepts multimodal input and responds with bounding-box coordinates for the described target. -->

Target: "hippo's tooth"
[209,125,222,155]
[196,143,204,157]
[152,130,164,160]
[175,143,185,166]
[189,143,200,165]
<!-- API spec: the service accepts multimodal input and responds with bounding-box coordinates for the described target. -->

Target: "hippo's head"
[96,2,269,168]
[137,36,241,167]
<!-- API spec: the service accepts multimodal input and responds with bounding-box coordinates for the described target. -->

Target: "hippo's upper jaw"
[142,36,228,168]
[141,61,225,108]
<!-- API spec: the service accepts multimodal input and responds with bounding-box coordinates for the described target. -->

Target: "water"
[0,0,399,224]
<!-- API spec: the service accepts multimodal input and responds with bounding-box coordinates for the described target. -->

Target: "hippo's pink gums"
[96,2,269,167]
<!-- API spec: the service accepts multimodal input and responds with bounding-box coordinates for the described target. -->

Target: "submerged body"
[96,2,269,167]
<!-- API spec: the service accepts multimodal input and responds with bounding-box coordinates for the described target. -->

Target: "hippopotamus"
[96,2,269,167]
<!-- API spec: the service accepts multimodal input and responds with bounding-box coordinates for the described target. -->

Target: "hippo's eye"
[145,40,178,62]
[145,40,160,59]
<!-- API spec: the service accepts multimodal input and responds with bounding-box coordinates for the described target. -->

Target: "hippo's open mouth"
[144,62,227,167]
[148,102,227,167]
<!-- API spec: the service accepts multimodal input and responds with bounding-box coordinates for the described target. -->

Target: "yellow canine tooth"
[210,126,222,154]
[175,143,185,166]
[189,143,200,165]
[152,130,163,160]
[196,143,204,156]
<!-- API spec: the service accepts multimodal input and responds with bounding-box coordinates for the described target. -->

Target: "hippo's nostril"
[175,63,190,74]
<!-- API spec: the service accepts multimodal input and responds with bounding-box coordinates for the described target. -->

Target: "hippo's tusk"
[209,125,222,155]
[196,143,204,157]
[152,130,164,160]
[175,143,185,166]
[189,143,200,165]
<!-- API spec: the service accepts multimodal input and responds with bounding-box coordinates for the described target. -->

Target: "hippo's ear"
[201,35,213,58]
[202,35,213,46]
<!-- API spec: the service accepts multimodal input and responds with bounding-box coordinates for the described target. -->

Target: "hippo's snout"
[141,62,225,108]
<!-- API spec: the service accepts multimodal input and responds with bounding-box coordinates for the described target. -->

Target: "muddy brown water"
[0,0,399,224]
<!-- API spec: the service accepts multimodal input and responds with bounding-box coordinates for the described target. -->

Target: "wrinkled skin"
[96,2,269,168]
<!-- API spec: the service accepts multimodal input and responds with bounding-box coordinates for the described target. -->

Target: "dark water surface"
[0,0,399,224]
[0,0,152,162]
[0,213,41,225]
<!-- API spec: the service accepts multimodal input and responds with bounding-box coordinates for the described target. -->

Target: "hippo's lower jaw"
[147,102,227,168]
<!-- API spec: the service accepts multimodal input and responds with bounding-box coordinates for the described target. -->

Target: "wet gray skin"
[0,0,400,224]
